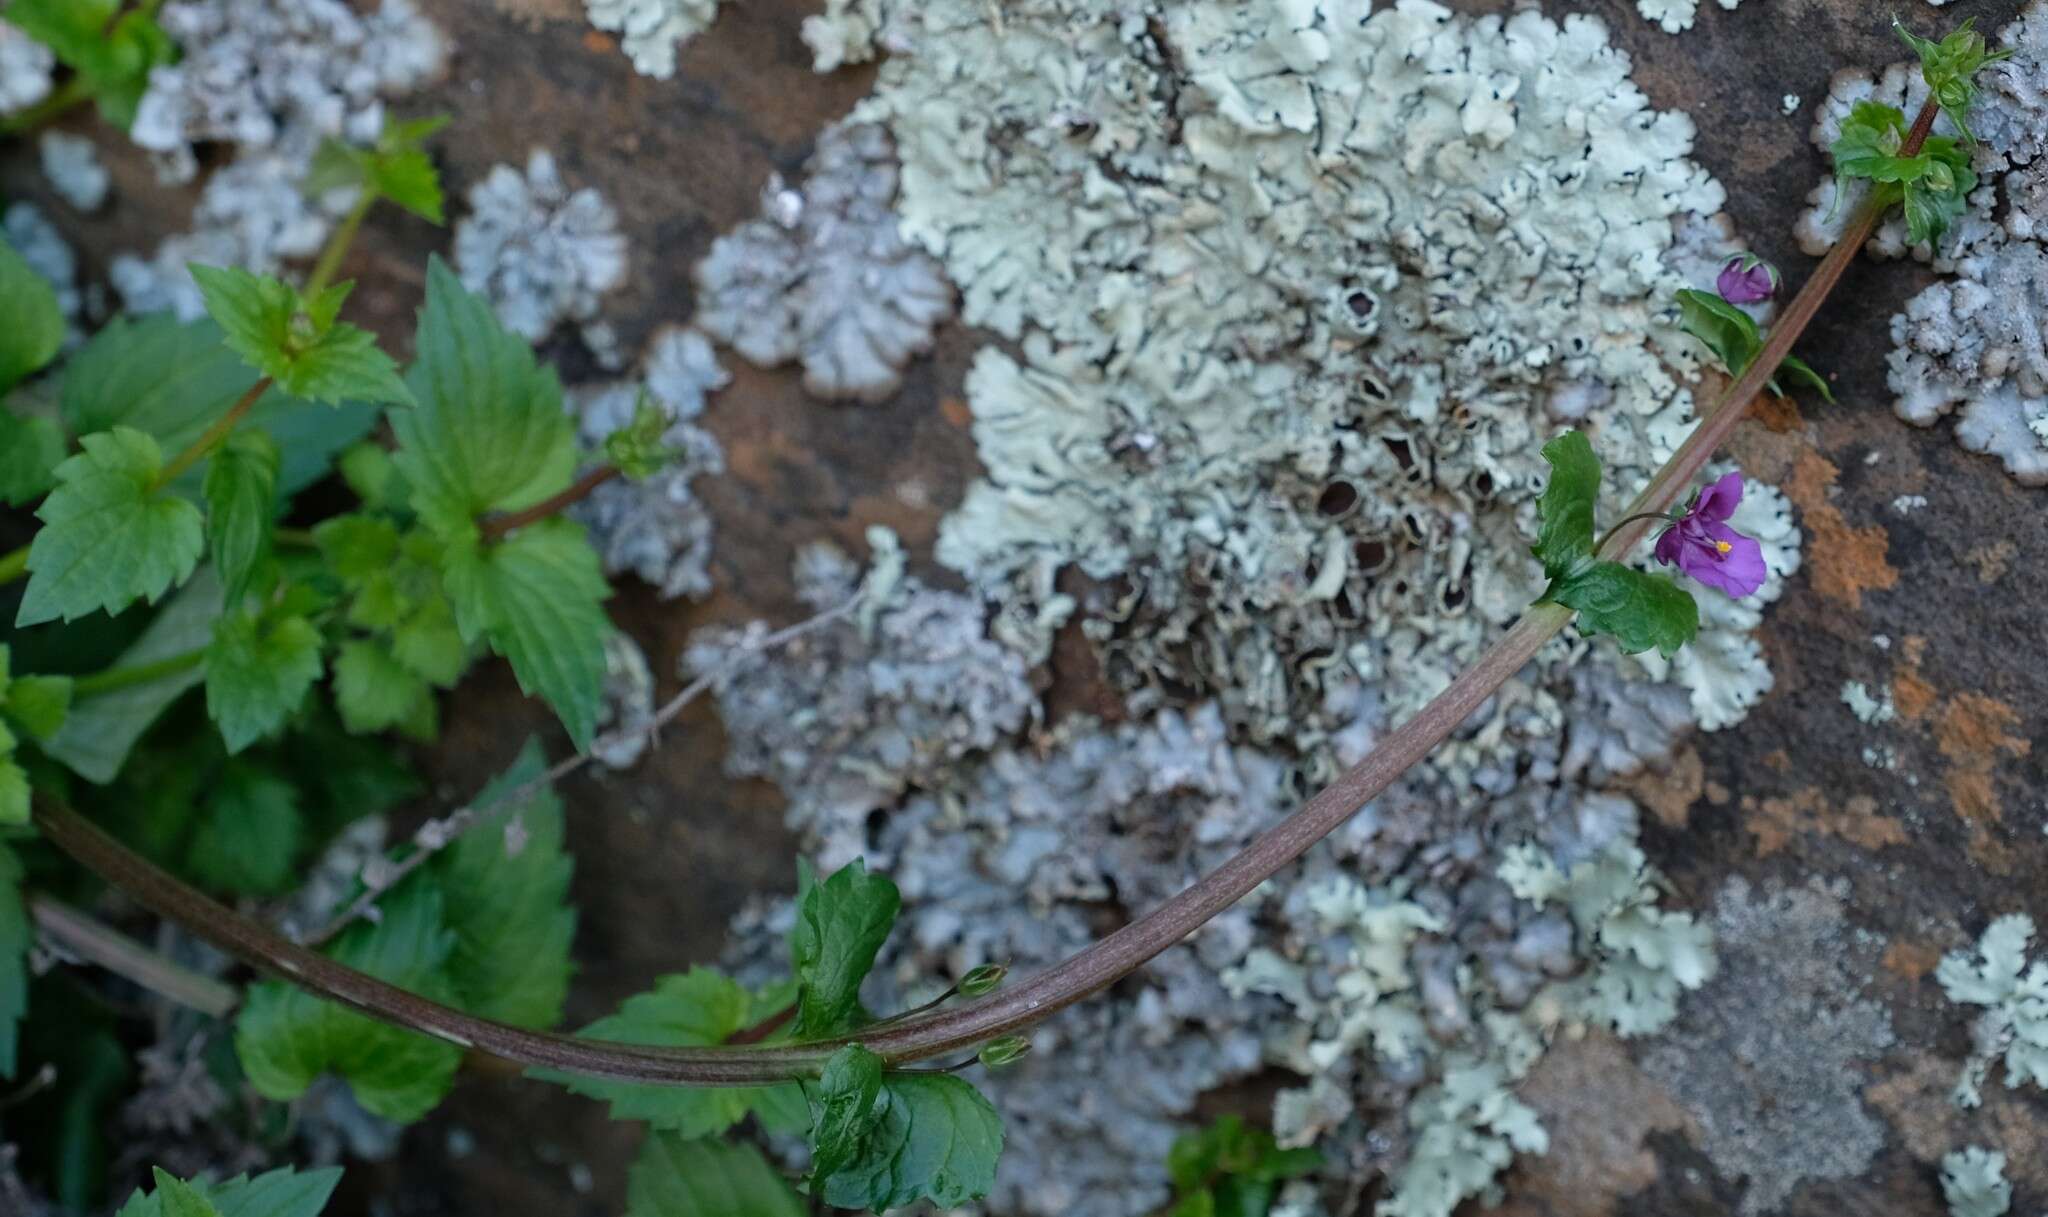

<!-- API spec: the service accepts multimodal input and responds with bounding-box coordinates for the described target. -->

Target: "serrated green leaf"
[204,430,282,601]
[817,1072,1004,1212]
[0,236,64,392]
[1677,290,1833,402]
[307,119,449,225]
[391,598,466,687]
[603,393,677,480]
[440,521,609,749]
[1901,138,1978,248]
[432,740,575,1027]
[18,427,205,626]
[332,640,430,735]
[791,859,903,1039]
[205,611,323,753]
[626,1136,805,1217]
[187,762,303,896]
[1546,561,1699,658]
[6,0,173,128]
[0,843,27,1075]
[1530,430,1601,582]
[41,570,220,784]
[535,967,804,1134]
[1832,100,1914,185]
[314,514,400,584]
[114,1165,343,1217]
[810,1045,887,1184]
[190,266,411,408]
[61,315,379,497]
[393,258,576,537]
[5,673,73,742]
[235,881,463,1122]
[0,410,66,506]
[153,1171,221,1217]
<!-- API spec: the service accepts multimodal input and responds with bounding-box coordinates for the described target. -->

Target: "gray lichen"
[584,0,723,79]
[109,155,330,319]
[0,21,54,116]
[4,201,86,327]
[1636,0,1742,37]
[567,327,728,601]
[855,0,1792,767]
[1641,877,1895,1216]
[454,150,629,351]
[37,132,108,213]
[130,0,447,185]
[694,120,953,404]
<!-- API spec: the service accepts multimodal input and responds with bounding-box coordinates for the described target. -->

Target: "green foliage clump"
[1166,1116,1322,1217]
[1530,431,1698,657]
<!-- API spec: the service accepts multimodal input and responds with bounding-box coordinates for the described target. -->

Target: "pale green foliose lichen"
[1941,1146,2013,1217]
[1937,913,2048,1107]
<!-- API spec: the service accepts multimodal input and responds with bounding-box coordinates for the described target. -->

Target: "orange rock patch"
[1783,450,1899,611]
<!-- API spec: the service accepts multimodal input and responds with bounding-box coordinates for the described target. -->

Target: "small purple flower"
[1654,472,1768,599]
[1716,254,1779,304]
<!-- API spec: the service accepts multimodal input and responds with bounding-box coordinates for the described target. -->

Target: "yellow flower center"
[1715,540,1733,556]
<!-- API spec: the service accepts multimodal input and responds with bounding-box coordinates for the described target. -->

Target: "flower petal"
[1692,472,1746,523]
[1691,524,1768,598]
[1654,525,1685,568]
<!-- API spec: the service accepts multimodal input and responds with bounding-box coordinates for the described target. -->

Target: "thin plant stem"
[273,527,320,549]
[0,544,26,588]
[477,465,623,544]
[29,894,239,1019]
[304,192,376,302]
[71,649,206,698]
[34,99,1944,1087]
[303,592,866,945]
[156,378,273,489]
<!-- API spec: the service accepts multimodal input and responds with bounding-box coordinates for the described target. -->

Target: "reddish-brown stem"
[31,99,1940,1089]
[477,465,621,543]
[728,1002,797,1046]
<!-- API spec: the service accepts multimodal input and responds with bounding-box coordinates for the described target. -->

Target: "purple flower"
[1716,254,1779,304]
[1654,472,1768,598]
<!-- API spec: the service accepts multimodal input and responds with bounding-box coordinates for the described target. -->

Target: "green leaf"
[204,430,282,601]
[1545,561,1699,658]
[393,258,577,537]
[235,881,463,1122]
[187,763,303,896]
[390,599,466,687]
[1530,430,1601,582]
[535,967,804,1134]
[1901,138,1978,248]
[1777,355,1836,404]
[441,521,610,750]
[5,674,74,742]
[816,1073,1004,1212]
[61,315,379,497]
[332,640,431,735]
[0,752,23,827]
[114,1165,343,1217]
[0,843,28,1076]
[0,410,66,506]
[432,740,575,1027]
[790,860,902,1039]
[190,267,411,409]
[626,1136,804,1217]
[5,0,173,128]
[810,1045,887,1184]
[205,611,323,753]
[306,117,451,225]
[17,427,205,626]
[152,1171,221,1217]
[0,236,64,392]
[338,443,408,513]
[41,570,220,784]
[1832,100,1917,187]
[603,392,677,480]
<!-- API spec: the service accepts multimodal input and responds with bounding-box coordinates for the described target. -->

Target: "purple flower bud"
[1653,472,1768,599]
[1716,255,1778,305]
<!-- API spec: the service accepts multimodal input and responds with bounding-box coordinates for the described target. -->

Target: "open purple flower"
[1716,254,1778,305]
[1654,472,1768,598]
